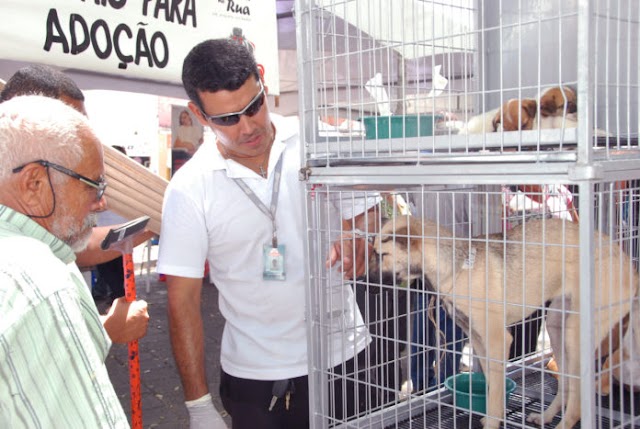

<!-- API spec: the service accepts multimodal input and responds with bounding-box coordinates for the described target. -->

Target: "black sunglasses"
[12,160,107,201]
[201,81,265,126]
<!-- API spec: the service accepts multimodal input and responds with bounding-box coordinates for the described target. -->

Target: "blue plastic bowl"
[444,372,516,414]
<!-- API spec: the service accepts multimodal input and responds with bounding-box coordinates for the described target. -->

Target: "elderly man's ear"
[15,163,53,212]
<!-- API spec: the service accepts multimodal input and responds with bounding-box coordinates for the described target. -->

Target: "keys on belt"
[268,379,296,411]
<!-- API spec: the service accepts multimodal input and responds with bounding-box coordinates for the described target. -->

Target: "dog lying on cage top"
[538,85,578,118]
[457,98,538,134]
[458,85,577,134]
[371,215,637,429]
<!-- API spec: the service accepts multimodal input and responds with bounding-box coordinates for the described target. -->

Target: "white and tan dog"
[491,98,538,131]
[535,85,578,130]
[372,216,637,428]
[490,86,578,132]
[539,85,577,118]
[458,86,578,134]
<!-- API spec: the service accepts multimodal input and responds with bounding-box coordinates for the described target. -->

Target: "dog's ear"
[518,99,538,130]
[391,225,410,248]
[539,92,557,117]
[378,215,405,236]
[378,220,410,246]
[492,109,502,131]
[564,86,578,114]
[382,216,428,247]
[540,86,577,117]
[499,99,528,131]
[523,99,538,119]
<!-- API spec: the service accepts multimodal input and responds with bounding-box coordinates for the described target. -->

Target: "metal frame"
[296,1,640,428]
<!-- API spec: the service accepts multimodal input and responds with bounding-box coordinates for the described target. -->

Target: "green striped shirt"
[0,205,129,428]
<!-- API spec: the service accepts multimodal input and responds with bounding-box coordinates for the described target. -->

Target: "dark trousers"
[354,281,406,406]
[219,350,374,429]
[219,371,309,429]
[411,293,466,391]
[93,256,124,302]
[509,309,544,360]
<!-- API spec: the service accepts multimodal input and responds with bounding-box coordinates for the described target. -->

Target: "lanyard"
[231,155,284,248]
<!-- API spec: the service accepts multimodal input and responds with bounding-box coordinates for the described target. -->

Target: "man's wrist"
[352,228,374,243]
[185,392,213,408]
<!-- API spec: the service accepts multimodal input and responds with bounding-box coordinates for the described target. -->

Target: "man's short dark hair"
[0,65,84,103]
[181,38,261,111]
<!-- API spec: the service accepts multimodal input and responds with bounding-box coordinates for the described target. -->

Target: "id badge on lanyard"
[263,243,286,280]
[232,156,286,281]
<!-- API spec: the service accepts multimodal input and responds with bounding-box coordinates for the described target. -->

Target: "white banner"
[0,0,280,94]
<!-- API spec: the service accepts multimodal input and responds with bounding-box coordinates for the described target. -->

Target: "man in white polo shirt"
[158,38,378,429]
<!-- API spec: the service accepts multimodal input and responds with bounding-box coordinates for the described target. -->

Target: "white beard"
[52,211,97,252]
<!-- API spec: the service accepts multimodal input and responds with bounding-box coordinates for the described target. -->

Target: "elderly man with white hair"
[0,95,129,428]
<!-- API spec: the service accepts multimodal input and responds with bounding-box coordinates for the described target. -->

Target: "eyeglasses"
[12,160,107,201]
[201,81,265,126]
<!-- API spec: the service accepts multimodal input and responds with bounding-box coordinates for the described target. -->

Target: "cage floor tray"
[392,371,640,429]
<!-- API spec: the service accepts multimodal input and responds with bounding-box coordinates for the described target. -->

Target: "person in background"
[407,188,470,391]
[92,145,129,306]
[157,38,377,429]
[0,64,149,344]
[502,184,578,360]
[173,109,203,156]
[0,95,128,427]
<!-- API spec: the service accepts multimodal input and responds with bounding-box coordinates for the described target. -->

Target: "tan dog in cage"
[371,215,637,429]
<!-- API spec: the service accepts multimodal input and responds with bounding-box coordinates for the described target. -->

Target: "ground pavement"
[105,271,232,428]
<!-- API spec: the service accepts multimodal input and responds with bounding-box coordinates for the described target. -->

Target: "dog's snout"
[366,249,409,290]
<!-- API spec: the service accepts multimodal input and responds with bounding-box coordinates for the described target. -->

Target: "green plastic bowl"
[361,115,435,139]
[444,372,516,414]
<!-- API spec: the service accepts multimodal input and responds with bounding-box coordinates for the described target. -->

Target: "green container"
[444,372,516,414]
[362,115,435,139]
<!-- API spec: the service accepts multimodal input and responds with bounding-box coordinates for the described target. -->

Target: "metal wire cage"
[295,0,640,167]
[296,0,640,428]
[305,182,640,428]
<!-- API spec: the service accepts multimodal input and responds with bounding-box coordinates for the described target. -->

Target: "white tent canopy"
[0,0,468,117]
[0,0,280,98]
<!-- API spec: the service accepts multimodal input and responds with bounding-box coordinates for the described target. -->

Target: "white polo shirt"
[158,114,369,380]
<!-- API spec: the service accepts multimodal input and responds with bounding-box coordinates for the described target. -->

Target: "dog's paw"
[480,416,501,429]
[527,413,543,425]
[527,411,554,426]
